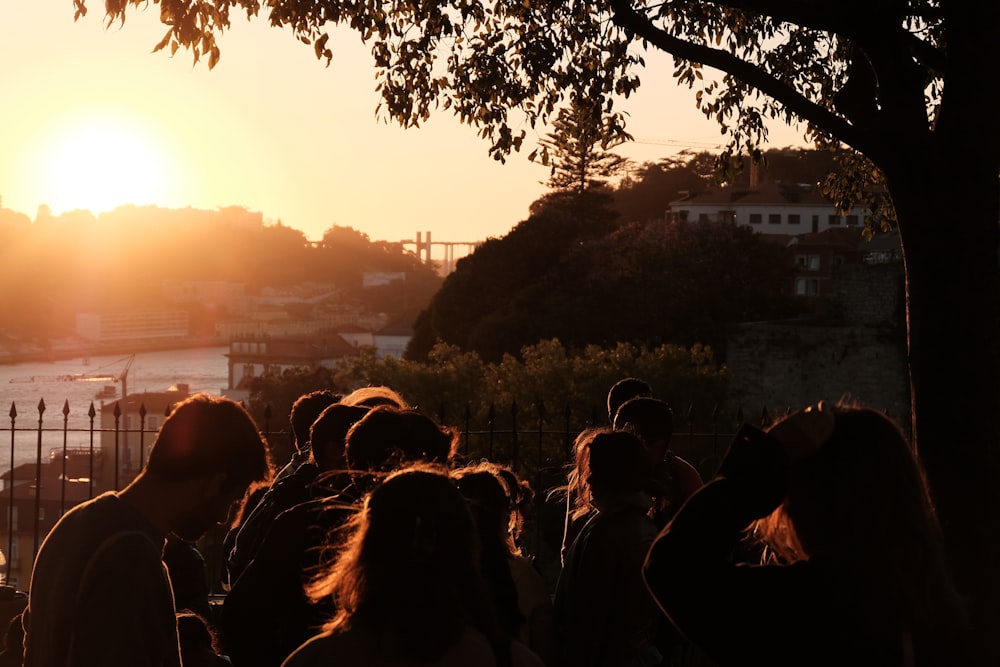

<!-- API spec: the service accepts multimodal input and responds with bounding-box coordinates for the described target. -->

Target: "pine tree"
[534,100,629,194]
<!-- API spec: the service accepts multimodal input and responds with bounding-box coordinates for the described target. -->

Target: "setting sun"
[37,112,176,215]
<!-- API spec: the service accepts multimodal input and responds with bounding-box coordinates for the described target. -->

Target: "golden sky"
[1,3,807,244]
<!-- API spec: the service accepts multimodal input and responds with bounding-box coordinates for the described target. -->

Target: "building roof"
[671,181,833,208]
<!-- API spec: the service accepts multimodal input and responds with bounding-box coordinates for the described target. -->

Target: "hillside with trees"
[408,152,802,362]
[0,205,441,343]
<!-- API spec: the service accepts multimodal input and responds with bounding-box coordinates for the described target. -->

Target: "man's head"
[585,430,651,498]
[344,406,457,474]
[290,390,341,452]
[310,403,371,472]
[613,396,673,461]
[606,377,652,423]
[144,394,270,540]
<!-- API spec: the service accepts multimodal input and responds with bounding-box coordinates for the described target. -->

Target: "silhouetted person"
[164,535,214,623]
[643,402,971,667]
[606,377,653,424]
[554,429,664,667]
[178,612,232,667]
[277,390,341,482]
[0,612,23,667]
[455,462,558,666]
[225,390,338,585]
[221,403,370,667]
[282,465,545,667]
[23,394,269,667]
[560,378,654,564]
[223,405,457,667]
[613,396,702,527]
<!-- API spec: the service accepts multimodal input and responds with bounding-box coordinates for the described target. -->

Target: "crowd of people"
[4,379,974,666]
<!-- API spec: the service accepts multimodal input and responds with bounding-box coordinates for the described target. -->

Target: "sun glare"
[39,114,175,215]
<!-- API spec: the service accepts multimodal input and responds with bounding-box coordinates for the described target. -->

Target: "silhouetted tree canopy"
[408,188,797,362]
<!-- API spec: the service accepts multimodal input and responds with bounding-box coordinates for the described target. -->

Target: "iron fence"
[0,396,780,589]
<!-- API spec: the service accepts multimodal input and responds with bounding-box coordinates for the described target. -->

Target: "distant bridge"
[400,231,481,274]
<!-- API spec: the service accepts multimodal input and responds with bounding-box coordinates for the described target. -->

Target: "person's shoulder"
[509,639,547,667]
[281,630,342,666]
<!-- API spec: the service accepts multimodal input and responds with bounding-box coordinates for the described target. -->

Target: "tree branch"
[609,0,886,161]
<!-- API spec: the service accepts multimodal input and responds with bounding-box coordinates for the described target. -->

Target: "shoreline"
[0,337,226,366]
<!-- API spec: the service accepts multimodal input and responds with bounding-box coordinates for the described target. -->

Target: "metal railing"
[0,396,777,587]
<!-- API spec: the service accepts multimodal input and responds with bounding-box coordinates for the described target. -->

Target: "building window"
[834,255,845,266]
[796,278,820,296]
[698,213,710,223]
[828,214,841,226]
[795,255,821,270]
[846,214,859,226]
[788,214,801,225]
[768,214,781,224]
[718,210,736,223]
[676,210,689,222]
[749,213,762,224]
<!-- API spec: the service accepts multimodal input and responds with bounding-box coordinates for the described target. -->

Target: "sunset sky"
[1,3,808,246]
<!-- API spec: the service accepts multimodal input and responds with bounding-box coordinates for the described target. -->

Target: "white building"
[668,181,867,236]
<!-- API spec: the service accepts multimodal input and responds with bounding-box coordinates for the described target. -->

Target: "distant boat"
[94,385,117,400]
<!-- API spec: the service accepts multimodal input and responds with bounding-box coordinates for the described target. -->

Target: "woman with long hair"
[642,401,970,666]
[281,465,545,667]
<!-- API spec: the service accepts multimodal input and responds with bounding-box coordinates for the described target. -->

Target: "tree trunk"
[889,146,1000,662]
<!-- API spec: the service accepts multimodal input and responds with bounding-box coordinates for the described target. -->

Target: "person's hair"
[754,404,966,641]
[344,405,458,474]
[607,377,652,423]
[565,427,610,523]
[613,396,673,444]
[494,464,534,548]
[146,394,270,490]
[454,462,517,557]
[309,403,370,472]
[453,463,526,636]
[586,429,651,496]
[290,390,340,452]
[176,612,223,656]
[306,465,498,660]
[341,385,409,409]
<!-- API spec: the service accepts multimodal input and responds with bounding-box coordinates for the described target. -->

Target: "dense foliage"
[247,338,730,467]
[408,189,798,362]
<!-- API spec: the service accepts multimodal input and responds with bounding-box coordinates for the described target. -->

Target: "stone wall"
[725,260,910,425]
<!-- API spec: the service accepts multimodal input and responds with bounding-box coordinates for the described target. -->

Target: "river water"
[0,347,230,473]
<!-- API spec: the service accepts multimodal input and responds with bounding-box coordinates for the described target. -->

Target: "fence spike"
[8,402,15,420]
[88,402,96,419]
[37,398,46,415]
[62,400,70,417]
